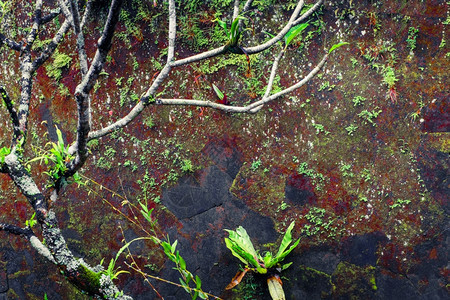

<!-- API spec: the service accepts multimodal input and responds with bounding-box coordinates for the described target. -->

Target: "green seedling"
[214,15,247,49]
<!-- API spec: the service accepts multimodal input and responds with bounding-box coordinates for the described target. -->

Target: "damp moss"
[71,262,102,295]
[332,262,377,298]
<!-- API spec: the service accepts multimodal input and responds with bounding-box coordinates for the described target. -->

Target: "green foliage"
[136,206,208,299]
[406,27,419,51]
[302,207,335,237]
[297,162,325,186]
[284,22,309,49]
[0,0,10,24]
[180,159,194,173]
[381,66,398,88]
[25,212,37,228]
[214,15,246,48]
[28,126,82,186]
[389,198,411,210]
[352,96,366,106]
[225,221,300,274]
[160,239,208,299]
[329,42,349,54]
[212,83,225,100]
[45,51,72,81]
[358,108,382,126]
[345,124,358,136]
[0,146,10,164]
[250,159,262,171]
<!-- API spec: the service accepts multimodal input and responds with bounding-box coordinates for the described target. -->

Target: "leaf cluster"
[27,126,81,186]
[214,15,246,47]
[225,221,300,275]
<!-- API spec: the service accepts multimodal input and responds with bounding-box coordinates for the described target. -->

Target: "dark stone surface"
[285,173,317,206]
[157,164,279,299]
[162,166,232,220]
[340,232,388,267]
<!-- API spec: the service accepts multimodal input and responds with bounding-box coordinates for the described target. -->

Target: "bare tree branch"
[0,223,56,263]
[244,0,305,54]
[249,48,286,113]
[293,0,324,26]
[0,222,31,236]
[89,0,177,140]
[88,0,325,140]
[68,0,123,174]
[0,86,20,141]
[32,19,71,69]
[156,53,328,113]
[80,0,93,28]
[242,0,255,13]
[0,33,22,51]
[41,8,61,24]
[69,0,88,76]
[232,0,240,21]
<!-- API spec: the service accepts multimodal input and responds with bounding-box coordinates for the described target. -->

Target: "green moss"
[332,262,377,298]
[72,262,102,295]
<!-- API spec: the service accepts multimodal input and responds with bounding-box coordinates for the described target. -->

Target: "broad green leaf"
[212,83,225,100]
[225,238,255,266]
[214,18,229,37]
[179,255,186,270]
[274,221,295,259]
[328,42,349,54]
[171,240,178,253]
[230,16,246,44]
[281,262,293,271]
[55,126,64,147]
[267,276,285,300]
[195,275,202,289]
[268,238,300,268]
[284,22,309,48]
[263,251,273,266]
[268,221,300,268]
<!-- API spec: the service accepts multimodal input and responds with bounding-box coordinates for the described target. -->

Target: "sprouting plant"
[381,66,398,88]
[345,124,358,136]
[25,212,37,228]
[358,108,382,126]
[212,83,229,105]
[250,159,262,171]
[161,238,208,299]
[352,95,366,106]
[224,221,300,300]
[328,41,350,54]
[27,126,82,186]
[180,159,194,173]
[214,15,246,49]
[136,206,209,299]
[406,26,419,51]
[101,241,132,281]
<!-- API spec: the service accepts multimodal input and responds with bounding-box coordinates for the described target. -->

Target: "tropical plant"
[27,126,82,186]
[214,15,247,50]
[224,221,300,300]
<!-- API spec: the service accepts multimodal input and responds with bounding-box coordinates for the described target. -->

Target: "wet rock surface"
[0,1,449,299]
[158,164,278,299]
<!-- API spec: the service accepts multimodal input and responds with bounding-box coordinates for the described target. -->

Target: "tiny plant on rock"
[224,221,300,300]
